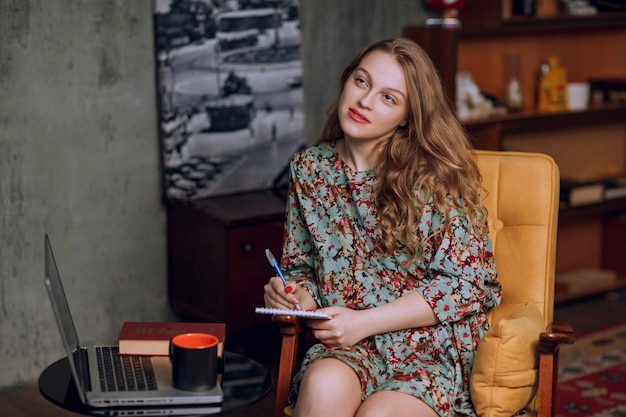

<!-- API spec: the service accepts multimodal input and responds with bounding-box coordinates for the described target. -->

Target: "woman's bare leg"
[292,358,362,417]
[355,390,439,417]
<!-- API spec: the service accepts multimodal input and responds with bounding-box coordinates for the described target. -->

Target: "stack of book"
[604,177,626,201]
[118,321,226,358]
[556,268,618,293]
[560,176,626,208]
[589,78,626,105]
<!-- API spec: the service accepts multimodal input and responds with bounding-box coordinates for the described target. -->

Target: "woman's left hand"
[307,306,367,348]
[306,292,439,348]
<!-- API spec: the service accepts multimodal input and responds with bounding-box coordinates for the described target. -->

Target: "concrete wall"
[0,1,170,388]
[0,0,431,388]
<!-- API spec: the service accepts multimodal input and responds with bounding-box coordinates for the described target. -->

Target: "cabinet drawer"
[227,221,284,328]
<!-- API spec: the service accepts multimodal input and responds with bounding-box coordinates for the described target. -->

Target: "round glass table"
[39,351,272,416]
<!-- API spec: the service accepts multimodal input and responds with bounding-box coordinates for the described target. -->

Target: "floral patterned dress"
[281,143,502,416]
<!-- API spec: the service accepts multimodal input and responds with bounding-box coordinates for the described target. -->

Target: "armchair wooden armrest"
[273,315,305,417]
[540,321,576,353]
[537,321,575,417]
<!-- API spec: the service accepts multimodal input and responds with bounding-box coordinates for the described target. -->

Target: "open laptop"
[43,234,223,409]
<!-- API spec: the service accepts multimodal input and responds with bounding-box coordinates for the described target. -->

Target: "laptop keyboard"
[96,346,158,392]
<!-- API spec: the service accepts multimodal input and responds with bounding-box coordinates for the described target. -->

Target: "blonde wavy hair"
[318,38,487,258]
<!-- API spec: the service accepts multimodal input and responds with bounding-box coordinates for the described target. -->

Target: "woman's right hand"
[263,276,309,310]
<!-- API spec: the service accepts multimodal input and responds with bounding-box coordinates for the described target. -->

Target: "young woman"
[263,38,501,417]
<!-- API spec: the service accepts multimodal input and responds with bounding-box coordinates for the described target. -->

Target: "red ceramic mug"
[169,333,219,391]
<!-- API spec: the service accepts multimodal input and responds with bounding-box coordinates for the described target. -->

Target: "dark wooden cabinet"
[167,189,286,333]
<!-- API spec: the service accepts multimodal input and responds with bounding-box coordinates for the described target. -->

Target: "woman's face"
[338,50,409,145]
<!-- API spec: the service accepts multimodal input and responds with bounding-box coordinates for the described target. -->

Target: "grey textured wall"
[0,1,170,388]
[0,0,431,388]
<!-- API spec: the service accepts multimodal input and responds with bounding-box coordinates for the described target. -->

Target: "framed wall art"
[153,0,305,200]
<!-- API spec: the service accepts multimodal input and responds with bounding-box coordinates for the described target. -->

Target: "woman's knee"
[355,391,438,417]
[293,358,362,417]
[299,358,361,397]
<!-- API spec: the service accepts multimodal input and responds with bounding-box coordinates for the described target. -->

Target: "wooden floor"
[2,289,625,417]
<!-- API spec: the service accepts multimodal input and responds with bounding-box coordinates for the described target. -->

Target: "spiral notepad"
[254,307,332,319]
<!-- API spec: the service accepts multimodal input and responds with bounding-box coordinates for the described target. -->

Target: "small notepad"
[255,307,332,319]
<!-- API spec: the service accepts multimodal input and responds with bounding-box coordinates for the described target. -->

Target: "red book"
[118,322,225,357]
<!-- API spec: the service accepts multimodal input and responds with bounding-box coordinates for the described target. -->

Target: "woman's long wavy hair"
[318,38,487,258]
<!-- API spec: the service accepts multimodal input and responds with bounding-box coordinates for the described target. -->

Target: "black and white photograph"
[154,0,305,200]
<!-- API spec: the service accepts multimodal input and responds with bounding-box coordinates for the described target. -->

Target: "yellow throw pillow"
[470,300,546,417]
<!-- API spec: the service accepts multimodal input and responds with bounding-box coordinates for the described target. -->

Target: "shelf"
[408,13,626,39]
[464,103,626,136]
[555,275,626,304]
[405,22,626,130]
[560,196,626,221]
[459,12,626,36]
[455,0,626,30]
[464,103,626,150]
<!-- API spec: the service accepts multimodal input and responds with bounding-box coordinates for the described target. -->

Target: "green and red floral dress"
[281,143,501,416]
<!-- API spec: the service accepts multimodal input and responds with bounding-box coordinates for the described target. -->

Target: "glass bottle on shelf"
[504,52,524,112]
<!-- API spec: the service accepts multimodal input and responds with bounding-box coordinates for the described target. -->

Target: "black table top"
[39,351,272,416]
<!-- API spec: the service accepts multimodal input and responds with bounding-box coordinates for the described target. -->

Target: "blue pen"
[265,249,302,311]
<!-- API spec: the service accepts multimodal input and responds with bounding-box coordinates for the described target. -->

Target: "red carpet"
[556,322,626,417]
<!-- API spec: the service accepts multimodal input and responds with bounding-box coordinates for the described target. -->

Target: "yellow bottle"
[537,56,568,112]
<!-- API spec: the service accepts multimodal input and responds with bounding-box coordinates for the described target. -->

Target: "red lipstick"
[348,108,370,123]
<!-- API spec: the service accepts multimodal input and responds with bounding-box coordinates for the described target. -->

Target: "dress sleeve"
[416,205,501,324]
[280,157,321,305]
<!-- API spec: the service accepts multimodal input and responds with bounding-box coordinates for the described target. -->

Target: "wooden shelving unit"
[405,1,626,303]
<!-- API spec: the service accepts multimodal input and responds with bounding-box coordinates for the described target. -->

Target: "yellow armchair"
[273,150,575,417]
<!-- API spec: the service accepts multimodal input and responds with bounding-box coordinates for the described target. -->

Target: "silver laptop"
[43,234,223,408]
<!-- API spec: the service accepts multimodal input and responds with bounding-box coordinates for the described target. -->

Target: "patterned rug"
[556,322,626,417]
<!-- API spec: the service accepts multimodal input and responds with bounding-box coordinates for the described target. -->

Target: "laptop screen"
[44,234,81,351]
[44,234,88,402]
